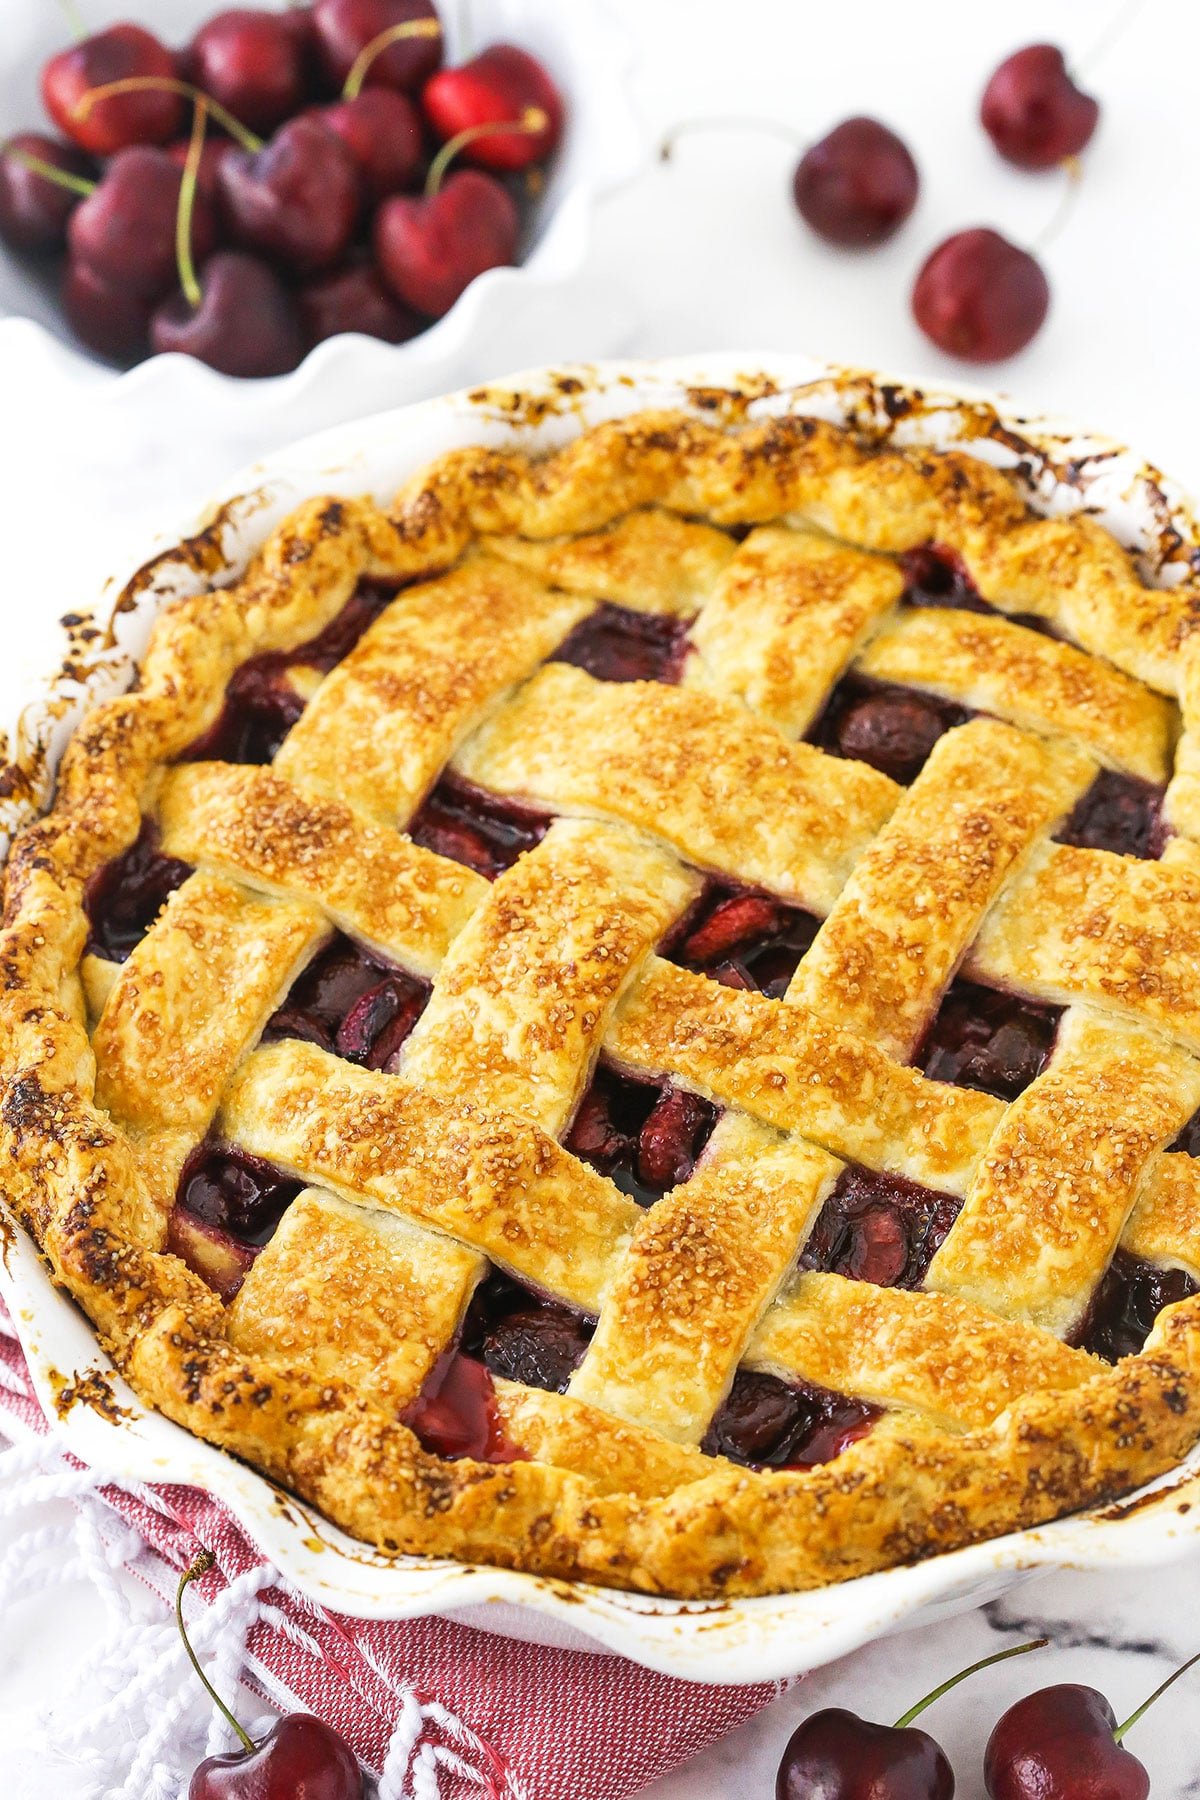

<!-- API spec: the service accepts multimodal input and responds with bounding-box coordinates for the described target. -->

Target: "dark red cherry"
[836,690,947,781]
[681,894,788,968]
[152,250,306,376]
[333,975,426,1066]
[0,133,94,253]
[422,44,564,172]
[319,89,425,198]
[42,24,183,156]
[189,1712,363,1799]
[188,9,311,135]
[299,257,424,345]
[481,1303,593,1393]
[68,147,217,300]
[63,255,152,360]
[313,0,443,93]
[776,1709,953,1800]
[374,167,518,315]
[912,228,1050,362]
[793,116,919,247]
[985,1686,1146,1800]
[219,115,361,273]
[637,1086,714,1191]
[778,1643,1047,1800]
[981,45,1100,170]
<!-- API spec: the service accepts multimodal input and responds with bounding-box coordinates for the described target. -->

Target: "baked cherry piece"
[313,0,443,93]
[793,116,919,247]
[985,1652,1200,1800]
[68,146,217,300]
[42,24,183,156]
[704,1370,877,1469]
[188,9,312,135]
[912,229,1050,362]
[0,133,94,253]
[982,45,1100,170]
[219,114,362,274]
[423,45,565,171]
[777,1642,1046,1800]
[299,257,424,346]
[178,1553,364,1800]
[319,89,425,199]
[152,250,306,377]
[375,167,518,316]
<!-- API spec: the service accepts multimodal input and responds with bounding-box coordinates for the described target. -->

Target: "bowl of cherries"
[0,0,639,385]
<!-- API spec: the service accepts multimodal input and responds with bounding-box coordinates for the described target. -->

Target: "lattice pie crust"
[6,409,1200,1597]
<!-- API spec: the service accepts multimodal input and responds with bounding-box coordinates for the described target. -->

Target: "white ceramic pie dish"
[4,352,1200,1684]
[0,0,642,401]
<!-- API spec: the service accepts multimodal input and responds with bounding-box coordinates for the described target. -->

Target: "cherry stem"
[893,1639,1049,1730]
[341,18,443,99]
[176,99,207,311]
[55,0,88,43]
[1032,157,1084,254]
[659,116,802,163]
[1114,1648,1200,1743]
[5,146,96,198]
[176,1551,257,1756]
[425,107,548,195]
[74,77,263,154]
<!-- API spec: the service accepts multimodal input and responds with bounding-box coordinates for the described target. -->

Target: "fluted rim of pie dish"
[3,353,1200,1683]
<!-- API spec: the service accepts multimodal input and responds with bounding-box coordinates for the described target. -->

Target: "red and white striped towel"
[0,1302,785,1799]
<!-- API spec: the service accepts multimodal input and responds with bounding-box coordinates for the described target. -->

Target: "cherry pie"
[6,407,1200,1597]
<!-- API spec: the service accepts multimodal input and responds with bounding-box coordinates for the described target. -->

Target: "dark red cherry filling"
[900,542,1056,639]
[84,819,193,962]
[406,772,553,878]
[661,878,820,997]
[262,931,428,1068]
[564,1058,720,1206]
[917,976,1061,1101]
[801,1164,961,1290]
[169,1141,303,1298]
[549,601,692,685]
[178,1140,302,1243]
[1171,1108,1200,1156]
[403,1350,527,1464]
[461,1267,595,1394]
[179,577,400,765]
[702,1368,878,1470]
[1054,769,1166,860]
[808,673,973,785]
[1074,1250,1200,1363]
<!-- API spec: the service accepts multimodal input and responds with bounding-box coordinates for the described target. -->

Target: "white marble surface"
[5,1,1200,1795]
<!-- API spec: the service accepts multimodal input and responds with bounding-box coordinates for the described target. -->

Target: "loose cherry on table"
[793,115,920,247]
[981,44,1100,170]
[312,0,444,95]
[661,113,918,248]
[0,133,94,253]
[776,1641,1046,1800]
[423,44,566,171]
[984,1649,1200,1800]
[42,23,183,155]
[178,1553,364,1800]
[187,7,313,135]
[373,112,543,316]
[911,228,1050,362]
